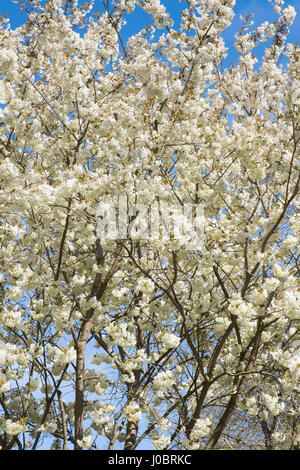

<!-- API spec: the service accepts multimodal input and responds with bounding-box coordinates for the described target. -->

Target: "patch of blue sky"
[3,1,300,52]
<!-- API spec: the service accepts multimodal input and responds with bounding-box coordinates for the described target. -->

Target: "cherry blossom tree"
[0,0,299,450]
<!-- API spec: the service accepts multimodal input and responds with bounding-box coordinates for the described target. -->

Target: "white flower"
[76,435,92,448]
[105,323,136,348]
[281,6,296,26]
[0,377,10,393]
[16,350,30,366]
[94,382,107,395]
[273,264,288,280]
[152,434,171,450]
[251,288,268,306]
[57,346,76,363]
[28,378,41,391]
[153,370,175,389]
[156,332,180,351]
[136,277,155,294]
[288,350,300,377]
[125,402,142,423]
[262,393,285,416]
[245,396,259,416]
[29,344,44,358]
[264,277,280,292]
[37,421,57,433]
[282,290,300,320]
[0,348,8,365]
[191,417,212,439]
[5,419,27,435]
[228,294,256,319]
[73,274,86,287]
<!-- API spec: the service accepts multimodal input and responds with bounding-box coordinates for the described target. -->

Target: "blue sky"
[2,0,300,46]
[1,0,299,75]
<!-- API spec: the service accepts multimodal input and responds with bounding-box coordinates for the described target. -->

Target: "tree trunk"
[124,420,139,450]
[74,341,86,450]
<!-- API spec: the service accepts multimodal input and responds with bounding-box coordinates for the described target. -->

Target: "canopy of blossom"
[0,0,299,450]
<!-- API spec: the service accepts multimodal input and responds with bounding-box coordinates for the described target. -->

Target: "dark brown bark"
[261,420,274,450]
[124,421,139,450]
[74,342,86,450]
